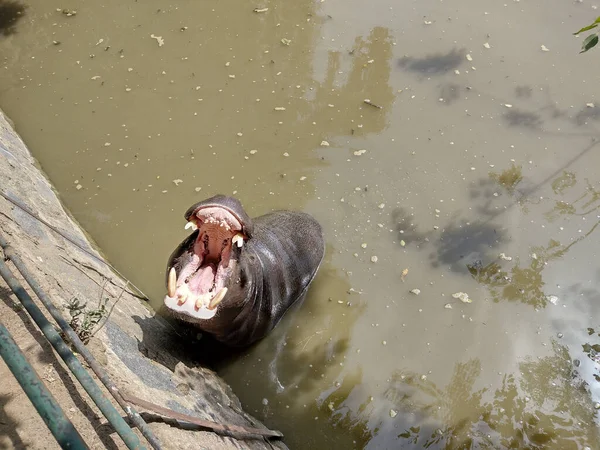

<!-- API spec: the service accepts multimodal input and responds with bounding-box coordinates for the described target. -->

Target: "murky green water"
[2,0,600,448]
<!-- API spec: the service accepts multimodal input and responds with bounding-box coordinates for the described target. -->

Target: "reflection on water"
[2,0,600,448]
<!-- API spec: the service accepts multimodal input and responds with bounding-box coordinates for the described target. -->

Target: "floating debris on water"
[320,140,330,147]
[371,256,378,263]
[504,104,513,108]
[361,243,367,248]
[150,34,165,47]
[253,7,269,13]
[59,8,77,17]
[172,179,183,186]
[452,292,472,303]
[389,409,397,418]
[281,38,292,46]
[547,295,559,305]
[363,99,383,109]
[499,253,513,261]
[400,240,406,247]
[587,103,595,108]
[353,149,367,156]
[274,107,286,111]
[401,268,408,282]
[541,45,550,52]
[410,289,421,295]
[466,54,473,61]
[483,42,491,49]
[444,303,453,309]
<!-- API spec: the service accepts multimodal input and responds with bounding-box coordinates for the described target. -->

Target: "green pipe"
[0,235,161,449]
[0,321,89,449]
[0,258,146,450]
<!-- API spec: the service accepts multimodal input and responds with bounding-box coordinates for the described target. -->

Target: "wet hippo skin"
[163,195,325,347]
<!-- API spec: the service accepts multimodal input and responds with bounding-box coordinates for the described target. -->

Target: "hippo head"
[163,195,252,324]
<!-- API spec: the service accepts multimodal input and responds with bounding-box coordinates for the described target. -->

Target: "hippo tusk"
[168,267,177,297]
[208,287,228,310]
[232,233,245,248]
[185,221,198,231]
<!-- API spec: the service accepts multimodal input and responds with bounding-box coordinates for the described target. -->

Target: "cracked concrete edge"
[0,108,288,450]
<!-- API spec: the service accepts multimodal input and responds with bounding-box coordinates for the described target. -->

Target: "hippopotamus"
[163,195,325,347]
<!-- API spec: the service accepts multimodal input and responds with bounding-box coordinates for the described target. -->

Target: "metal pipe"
[0,234,161,449]
[0,254,146,450]
[0,321,89,450]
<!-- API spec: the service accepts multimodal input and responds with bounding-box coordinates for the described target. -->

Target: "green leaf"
[580,33,599,53]
[594,16,600,24]
[573,23,598,35]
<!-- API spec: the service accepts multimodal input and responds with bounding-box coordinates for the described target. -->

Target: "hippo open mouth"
[164,203,247,320]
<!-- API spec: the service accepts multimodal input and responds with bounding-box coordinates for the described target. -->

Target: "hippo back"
[214,210,324,346]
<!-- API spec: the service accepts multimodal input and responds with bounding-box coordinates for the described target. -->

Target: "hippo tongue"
[188,264,216,295]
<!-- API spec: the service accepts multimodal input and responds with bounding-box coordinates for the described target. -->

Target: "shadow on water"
[397,48,465,76]
[0,0,25,36]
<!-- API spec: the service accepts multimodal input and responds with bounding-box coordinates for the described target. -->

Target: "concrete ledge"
[0,108,287,450]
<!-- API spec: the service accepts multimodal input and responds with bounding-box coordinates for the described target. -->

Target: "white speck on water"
[541,45,550,52]
[400,240,406,247]
[466,54,473,61]
[547,295,559,305]
[283,152,289,157]
[371,256,378,263]
[483,42,491,49]
[321,140,330,147]
[410,289,421,295]
[150,34,165,47]
[444,303,453,309]
[172,179,183,186]
[353,149,367,156]
[274,107,286,111]
[452,292,472,303]
[587,103,595,108]
[390,409,397,418]
[499,253,513,261]
[249,150,258,155]
[300,176,307,181]
[504,104,513,108]
[361,243,367,248]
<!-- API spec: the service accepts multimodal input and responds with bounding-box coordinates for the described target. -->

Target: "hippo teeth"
[185,221,198,231]
[232,233,244,248]
[177,293,188,305]
[208,287,228,310]
[168,267,177,297]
